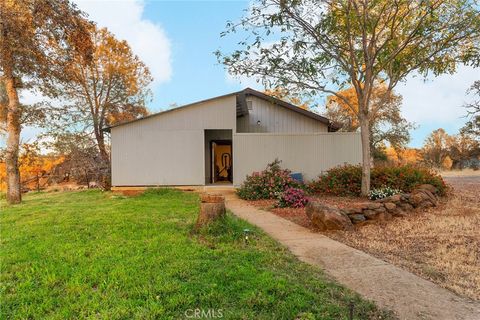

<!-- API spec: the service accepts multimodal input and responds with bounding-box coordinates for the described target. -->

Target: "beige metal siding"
[111,95,236,186]
[112,129,204,185]
[233,132,361,185]
[115,95,236,133]
[236,96,328,133]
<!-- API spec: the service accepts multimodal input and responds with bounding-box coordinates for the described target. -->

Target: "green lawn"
[0,189,390,319]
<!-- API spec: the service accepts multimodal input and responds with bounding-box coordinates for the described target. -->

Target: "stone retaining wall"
[306,184,440,231]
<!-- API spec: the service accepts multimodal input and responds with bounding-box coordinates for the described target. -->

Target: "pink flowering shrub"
[277,187,309,208]
[237,159,300,200]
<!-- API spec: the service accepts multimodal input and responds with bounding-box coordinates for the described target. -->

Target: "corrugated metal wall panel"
[233,132,362,185]
[116,95,236,133]
[236,96,328,133]
[111,95,236,186]
[112,129,204,186]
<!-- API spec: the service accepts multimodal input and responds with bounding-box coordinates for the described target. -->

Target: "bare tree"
[421,128,454,168]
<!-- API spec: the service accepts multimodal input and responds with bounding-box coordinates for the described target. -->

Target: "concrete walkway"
[221,190,480,320]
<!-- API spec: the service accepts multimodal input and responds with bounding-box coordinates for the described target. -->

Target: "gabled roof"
[103,88,338,132]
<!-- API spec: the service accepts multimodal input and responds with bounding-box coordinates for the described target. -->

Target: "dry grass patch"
[327,176,480,300]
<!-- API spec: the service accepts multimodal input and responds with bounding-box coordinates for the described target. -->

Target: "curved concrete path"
[220,190,480,320]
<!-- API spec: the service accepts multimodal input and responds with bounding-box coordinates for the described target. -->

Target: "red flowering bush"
[237,159,300,200]
[277,187,309,208]
[309,165,362,196]
[309,164,447,196]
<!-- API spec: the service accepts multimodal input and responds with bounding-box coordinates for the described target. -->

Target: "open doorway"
[210,140,232,184]
[204,129,233,184]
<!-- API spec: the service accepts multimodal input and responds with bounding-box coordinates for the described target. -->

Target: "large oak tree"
[59,26,152,163]
[0,0,92,204]
[217,0,480,195]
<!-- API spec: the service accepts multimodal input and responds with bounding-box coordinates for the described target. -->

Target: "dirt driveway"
[327,173,480,301]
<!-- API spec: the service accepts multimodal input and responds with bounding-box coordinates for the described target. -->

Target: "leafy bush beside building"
[310,164,447,196]
[237,159,300,201]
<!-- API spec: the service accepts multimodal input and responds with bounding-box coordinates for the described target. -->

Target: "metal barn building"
[104,88,362,187]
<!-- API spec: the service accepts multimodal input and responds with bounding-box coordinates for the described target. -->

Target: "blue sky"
[4,0,479,149]
[142,0,249,108]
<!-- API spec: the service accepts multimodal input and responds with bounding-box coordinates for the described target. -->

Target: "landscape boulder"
[348,213,366,224]
[362,209,377,219]
[342,207,363,215]
[306,183,442,229]
[306,202,353,231]
[362,209,390,221]
[410,189,438,207]
[398,202,414,212]
[384,202,397,212]
[366,203,383,210]
[415,184,438,194]
[377,194,402,203]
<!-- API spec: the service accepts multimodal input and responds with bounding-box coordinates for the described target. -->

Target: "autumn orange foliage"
[0,155,64,192]
[385,147,421,165]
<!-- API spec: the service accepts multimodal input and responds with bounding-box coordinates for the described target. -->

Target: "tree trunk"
[91,128,111,190]
[195,193,226,229]
[95,131,111,190]
[85,169,90,188]
[359,113,371,197]
[96,130,109,163]
[4,75,22,204]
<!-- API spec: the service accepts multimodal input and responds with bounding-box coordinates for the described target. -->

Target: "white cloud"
[397,65,479,125]
[74,0,172,84]
[3,0,173,148]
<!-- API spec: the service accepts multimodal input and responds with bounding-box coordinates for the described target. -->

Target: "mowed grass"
[0,189,389,319]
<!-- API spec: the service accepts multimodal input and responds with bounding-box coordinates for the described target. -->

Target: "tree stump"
[195,193,226,229]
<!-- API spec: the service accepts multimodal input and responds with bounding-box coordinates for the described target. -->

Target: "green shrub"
[371,165,447,195]
[309,165,362,196]
[310,164,447,196]
[237,159,300,200]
